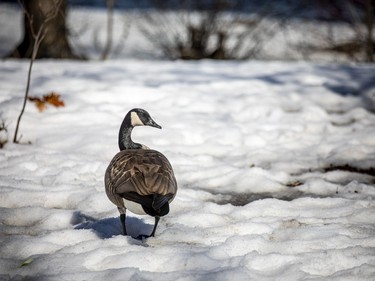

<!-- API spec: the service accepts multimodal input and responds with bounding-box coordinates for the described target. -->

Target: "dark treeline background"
[1,0,374,61]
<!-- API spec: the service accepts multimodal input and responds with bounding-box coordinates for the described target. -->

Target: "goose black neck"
[118,114,142,150]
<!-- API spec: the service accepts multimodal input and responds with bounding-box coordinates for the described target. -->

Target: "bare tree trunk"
[9,0,80,59]
[365,0,374,62]
[101,0,115,60]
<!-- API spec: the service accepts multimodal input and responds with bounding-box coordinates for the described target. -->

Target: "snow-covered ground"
[1,59,375,281]
[1,4,375,281]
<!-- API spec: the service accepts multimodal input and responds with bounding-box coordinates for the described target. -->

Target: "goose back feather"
[105,149,177,213]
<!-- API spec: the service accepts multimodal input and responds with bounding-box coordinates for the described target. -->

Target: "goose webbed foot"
[135,234,151,240]
[135,216,160,240]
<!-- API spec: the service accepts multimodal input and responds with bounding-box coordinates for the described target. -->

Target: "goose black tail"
[121,192,174,217]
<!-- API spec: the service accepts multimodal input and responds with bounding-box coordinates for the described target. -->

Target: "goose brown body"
[105,149,177,213]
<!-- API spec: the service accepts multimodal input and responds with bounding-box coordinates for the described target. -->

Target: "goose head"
[118,108,161,150]
[129,108,162,129]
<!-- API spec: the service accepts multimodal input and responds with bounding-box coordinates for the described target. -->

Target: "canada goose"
[105,108,177,239]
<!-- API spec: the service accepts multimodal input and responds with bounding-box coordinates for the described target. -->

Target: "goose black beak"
[148,119,162,129]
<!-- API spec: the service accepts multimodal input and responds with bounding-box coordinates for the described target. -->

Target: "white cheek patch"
[131,112,144,126]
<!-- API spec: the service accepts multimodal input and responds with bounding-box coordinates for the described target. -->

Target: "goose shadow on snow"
[71,211,153,240]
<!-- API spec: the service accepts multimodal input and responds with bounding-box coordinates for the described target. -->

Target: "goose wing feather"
[105,149,177,205]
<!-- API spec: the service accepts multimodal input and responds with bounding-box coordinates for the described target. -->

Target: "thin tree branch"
[13,0,63,144]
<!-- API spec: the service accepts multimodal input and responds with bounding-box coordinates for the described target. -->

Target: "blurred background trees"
[1,0,374,62]
[316,0,374,62]
[138,0,289,60]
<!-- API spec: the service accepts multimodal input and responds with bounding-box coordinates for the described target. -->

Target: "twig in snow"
[13,0,63,144]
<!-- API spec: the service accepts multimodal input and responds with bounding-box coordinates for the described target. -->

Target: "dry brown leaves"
[28,92,65,112]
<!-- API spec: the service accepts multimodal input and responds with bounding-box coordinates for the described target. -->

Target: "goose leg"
[120,213,127,236]
[150,216,160,237]
[136,216,160,240]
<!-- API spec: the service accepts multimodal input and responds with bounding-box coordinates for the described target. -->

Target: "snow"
[1,4,375,281]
